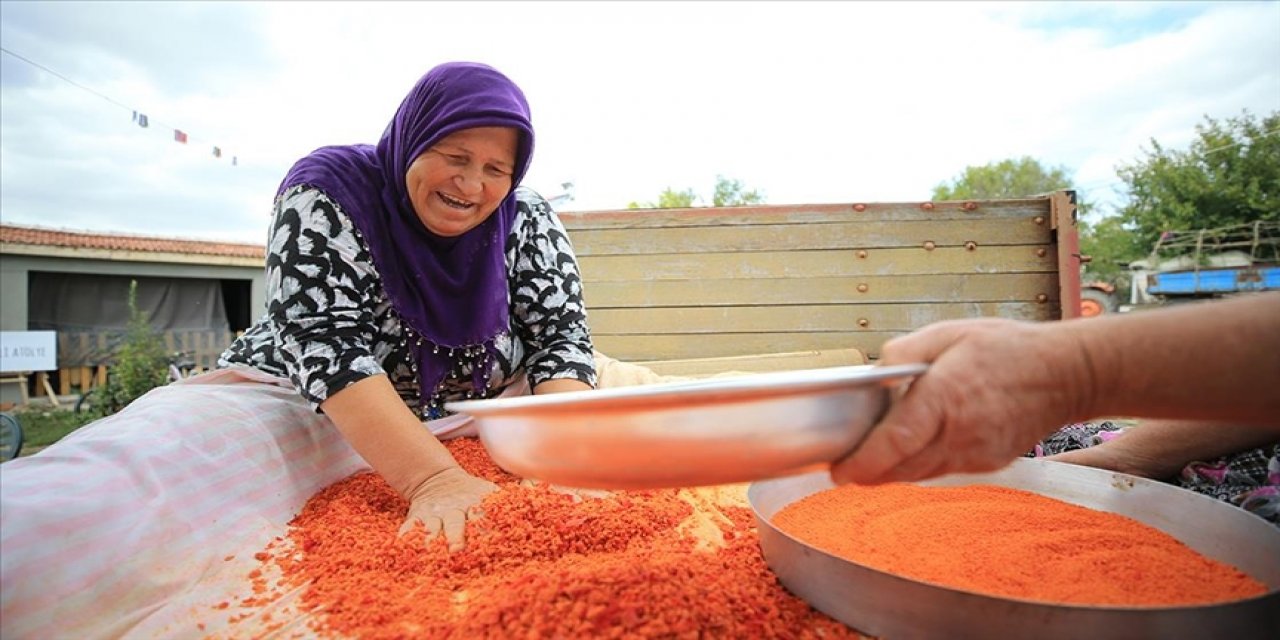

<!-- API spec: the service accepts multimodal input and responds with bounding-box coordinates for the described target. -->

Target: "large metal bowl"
[749,458,1280,640]
[444,364,927,489]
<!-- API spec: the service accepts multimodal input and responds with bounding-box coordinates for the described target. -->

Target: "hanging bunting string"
[1,45,240,166]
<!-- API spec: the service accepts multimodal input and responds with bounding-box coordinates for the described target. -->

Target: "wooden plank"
[164,331,177,353]
[95,366,107,387]
[578,245,1057,282]
[569,218,1051,257]
[79,367,92,392]
[588,302,1057,335]
[59,368,71,396]
[593,332,907,362]
[78,333,90,366]
[634,348,869,376]
[561,199,1052,230]
[1052,190,1084,320]
[584,273,1061,308]
[97,333,108,366]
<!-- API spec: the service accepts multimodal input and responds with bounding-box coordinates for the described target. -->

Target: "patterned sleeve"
[508,188,597,388]
[267,186,385,410]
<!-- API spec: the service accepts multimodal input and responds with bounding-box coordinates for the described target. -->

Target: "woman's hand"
[831,317,1092,485]
[400,466,498,552]
[322,376,498,552]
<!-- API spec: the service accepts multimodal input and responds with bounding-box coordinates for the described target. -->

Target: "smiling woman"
[0,61,599,638]
[406,126,518,237]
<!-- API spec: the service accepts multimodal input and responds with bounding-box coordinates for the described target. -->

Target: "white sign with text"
[0,331,58,372]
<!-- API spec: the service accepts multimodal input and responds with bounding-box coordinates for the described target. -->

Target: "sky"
[1,0,1277,244]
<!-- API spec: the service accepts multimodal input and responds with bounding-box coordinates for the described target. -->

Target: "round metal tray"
[749,457,1280,640]
[445,364,927,489]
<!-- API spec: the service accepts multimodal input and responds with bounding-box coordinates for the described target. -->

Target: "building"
[0,224,266,403]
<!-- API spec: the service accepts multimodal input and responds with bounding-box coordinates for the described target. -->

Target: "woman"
[0,61,595,638]
[218,60,595,550]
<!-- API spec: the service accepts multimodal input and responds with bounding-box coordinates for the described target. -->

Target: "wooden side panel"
[563,194,1067,363]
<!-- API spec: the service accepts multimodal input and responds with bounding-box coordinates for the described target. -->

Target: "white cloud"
[0,0,1276,242]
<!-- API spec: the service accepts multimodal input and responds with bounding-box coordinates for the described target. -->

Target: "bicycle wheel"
[75,388,97,415]
[0,412,23,461]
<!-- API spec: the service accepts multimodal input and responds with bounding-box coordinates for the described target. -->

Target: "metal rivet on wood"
[963,201,978,211]
[1034,216,1045,225]
[923,241,936,251]
[1036,248,1048,257]
[857,318,870,328]
[921,202,934,210]
[856,283,869,293]
[1036,294,1049,303]
[964,241,977,251]
[853,203,867,212]
[857,250,868,259]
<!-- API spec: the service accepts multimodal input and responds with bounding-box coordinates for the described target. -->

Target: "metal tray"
[749,457,1280,640]
[445,364,927,489]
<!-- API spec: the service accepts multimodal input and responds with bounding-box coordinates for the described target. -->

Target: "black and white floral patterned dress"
[219,185,596,420]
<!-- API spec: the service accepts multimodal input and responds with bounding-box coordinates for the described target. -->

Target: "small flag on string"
[174,129,188,144]
[232,156,238,166]
[136,113,149,128]
[212,146,222,158]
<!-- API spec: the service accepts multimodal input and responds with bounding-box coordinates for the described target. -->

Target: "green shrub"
[92,280,168,416]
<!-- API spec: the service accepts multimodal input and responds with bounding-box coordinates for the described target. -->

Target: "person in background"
[832,292,1280,524]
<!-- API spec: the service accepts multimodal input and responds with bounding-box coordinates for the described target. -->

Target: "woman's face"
[405,126,519,237]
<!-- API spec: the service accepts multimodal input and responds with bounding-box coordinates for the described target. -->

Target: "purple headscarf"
[276,62,534,415]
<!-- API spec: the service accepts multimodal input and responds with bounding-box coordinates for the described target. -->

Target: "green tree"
[712,175,765,207]
[93,280,169,416]
[627,187,697,209]
[932,156,1077,201]
[628,176,764,209]
[1078,215,1146,284]
[1115,110,1280,251]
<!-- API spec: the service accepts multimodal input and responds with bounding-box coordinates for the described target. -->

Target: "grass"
[7,405,99,453]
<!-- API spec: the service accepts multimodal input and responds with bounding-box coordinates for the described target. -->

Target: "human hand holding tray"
[444,363,928,489]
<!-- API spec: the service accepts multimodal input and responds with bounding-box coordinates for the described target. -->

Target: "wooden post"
[36,372,60,407]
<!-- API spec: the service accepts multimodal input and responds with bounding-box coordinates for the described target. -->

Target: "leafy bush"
[92,280,169,416]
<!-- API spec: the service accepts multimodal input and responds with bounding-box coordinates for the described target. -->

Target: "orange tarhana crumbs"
[772,483,1268,607]
[234,437,863,639]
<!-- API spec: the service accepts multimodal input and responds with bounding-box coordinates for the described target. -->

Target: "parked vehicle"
[1124,221,1280,310]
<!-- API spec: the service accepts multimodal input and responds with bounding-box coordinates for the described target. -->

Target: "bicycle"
[75,351,201,415]
[0,412,23,461]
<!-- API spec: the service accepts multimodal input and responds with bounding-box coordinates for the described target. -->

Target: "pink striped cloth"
[0,366,371,638]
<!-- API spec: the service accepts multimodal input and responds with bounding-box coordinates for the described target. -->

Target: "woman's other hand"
[399,466,498,552]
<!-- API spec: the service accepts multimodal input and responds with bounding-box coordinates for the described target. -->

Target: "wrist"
[1052,319,1115,422]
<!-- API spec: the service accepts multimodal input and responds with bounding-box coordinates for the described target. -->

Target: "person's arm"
[510,189,597,393]
[831,292,1280,485]
[1068,293,1280,424]
[1048,418,1280,479]
[320,375,496,551]
[267,187,492,550]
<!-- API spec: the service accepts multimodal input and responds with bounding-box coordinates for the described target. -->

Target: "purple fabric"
[275,62,534,410]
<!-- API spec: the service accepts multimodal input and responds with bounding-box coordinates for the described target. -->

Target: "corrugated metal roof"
[0,224,265,259]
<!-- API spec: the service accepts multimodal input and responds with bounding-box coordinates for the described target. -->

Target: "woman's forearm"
[320,374,459,498]
[533,378,592,394]
[1066,293,1280,426]
[1052,419,1280,479]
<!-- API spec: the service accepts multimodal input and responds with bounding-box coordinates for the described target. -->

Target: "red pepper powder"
[244,438,862,638]
[772,483,1268,607]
